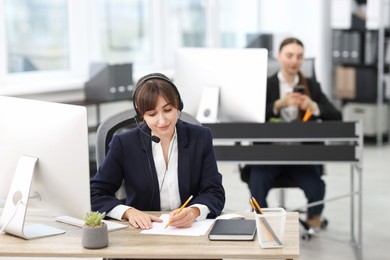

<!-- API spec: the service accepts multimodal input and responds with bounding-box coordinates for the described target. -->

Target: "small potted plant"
[81,211,108,249]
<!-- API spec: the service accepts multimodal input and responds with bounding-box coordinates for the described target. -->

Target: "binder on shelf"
[341,32,351,63]
[350,31,361,64]
[332,30,343,63]
[384,74,390,99]
[385,40,390,65]
[364,31,378,65]
[334,31,363,64]
[335,66,356,99]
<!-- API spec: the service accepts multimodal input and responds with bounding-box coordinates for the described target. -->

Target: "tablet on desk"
[55,215,127,232]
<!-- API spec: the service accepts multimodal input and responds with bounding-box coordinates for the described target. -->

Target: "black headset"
[132,73,184,118]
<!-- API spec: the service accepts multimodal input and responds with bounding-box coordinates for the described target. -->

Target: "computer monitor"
[174,48,268,123]
[0,96,91,239]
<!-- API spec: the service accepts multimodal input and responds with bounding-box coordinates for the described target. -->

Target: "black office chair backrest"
[95,109,137,168]
[267,57,316,81]
[95,109,201,168]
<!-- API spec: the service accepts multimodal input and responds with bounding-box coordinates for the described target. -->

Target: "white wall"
[259,0,332,96]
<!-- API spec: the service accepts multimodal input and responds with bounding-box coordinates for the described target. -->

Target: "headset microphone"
[150,135,161,143]
[134,116,161,143]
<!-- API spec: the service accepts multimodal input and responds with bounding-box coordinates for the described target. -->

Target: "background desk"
[0,211,299,260]
[203,121,363,256]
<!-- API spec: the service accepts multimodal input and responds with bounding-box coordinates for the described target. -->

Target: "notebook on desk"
[208,219,256,241]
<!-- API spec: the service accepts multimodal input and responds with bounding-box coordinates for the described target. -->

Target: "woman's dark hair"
[279,37,304,52]
[133,78,180,120]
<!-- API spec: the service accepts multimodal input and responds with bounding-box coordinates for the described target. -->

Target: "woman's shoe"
[307,215,321,231]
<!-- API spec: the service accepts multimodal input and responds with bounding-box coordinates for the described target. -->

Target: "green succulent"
[83,211,106,227]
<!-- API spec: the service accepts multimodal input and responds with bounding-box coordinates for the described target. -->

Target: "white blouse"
[152,130,180,211]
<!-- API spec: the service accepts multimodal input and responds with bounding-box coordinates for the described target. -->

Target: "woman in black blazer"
[90,73,225,230]
[249,37,341,231]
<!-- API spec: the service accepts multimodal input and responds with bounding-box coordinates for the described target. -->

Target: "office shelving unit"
[331,0,390,145]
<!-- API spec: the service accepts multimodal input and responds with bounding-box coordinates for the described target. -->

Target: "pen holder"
[254,208,286,248]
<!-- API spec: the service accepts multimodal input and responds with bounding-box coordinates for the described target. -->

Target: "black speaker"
[84,63,134,102]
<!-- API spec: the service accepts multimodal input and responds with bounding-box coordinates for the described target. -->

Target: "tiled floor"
[221,143,390,260]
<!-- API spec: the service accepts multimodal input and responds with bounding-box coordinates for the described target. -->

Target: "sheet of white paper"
[140,214,215,236]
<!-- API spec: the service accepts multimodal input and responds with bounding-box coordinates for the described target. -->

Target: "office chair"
[95,109,137,168]
[95,109,201,199]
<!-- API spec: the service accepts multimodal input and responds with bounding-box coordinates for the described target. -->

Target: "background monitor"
[174,48,268,123]
[0,96,90,238]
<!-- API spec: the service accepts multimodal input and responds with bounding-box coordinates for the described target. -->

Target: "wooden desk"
[0,211,299,259]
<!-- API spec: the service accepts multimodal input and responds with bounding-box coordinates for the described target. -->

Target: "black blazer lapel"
[176,121,191,204]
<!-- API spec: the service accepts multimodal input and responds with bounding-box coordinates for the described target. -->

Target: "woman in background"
[249,37,341,230]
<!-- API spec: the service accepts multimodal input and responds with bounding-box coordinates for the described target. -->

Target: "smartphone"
[293,86,305,94]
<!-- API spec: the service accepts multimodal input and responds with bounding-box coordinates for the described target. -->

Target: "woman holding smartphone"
[267,37,342,122]
[249,37,341,231]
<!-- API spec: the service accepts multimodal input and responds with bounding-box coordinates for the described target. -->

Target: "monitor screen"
[0,96,91,238]
[174,48,268,123]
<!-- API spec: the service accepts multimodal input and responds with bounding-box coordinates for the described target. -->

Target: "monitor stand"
[196,86,220,123]
[0,155,65,239]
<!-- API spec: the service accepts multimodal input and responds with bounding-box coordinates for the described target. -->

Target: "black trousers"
[249,164,325,218]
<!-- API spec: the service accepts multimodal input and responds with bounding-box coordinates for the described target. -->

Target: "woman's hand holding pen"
[168,207,200,228]
[123,208,163,230]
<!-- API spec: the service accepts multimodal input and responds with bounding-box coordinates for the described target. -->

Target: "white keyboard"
[55,215,127,232]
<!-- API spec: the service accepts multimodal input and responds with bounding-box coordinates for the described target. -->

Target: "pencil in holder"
[254,207,286,248]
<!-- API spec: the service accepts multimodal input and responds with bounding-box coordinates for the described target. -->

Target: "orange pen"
[302,108,312,122]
